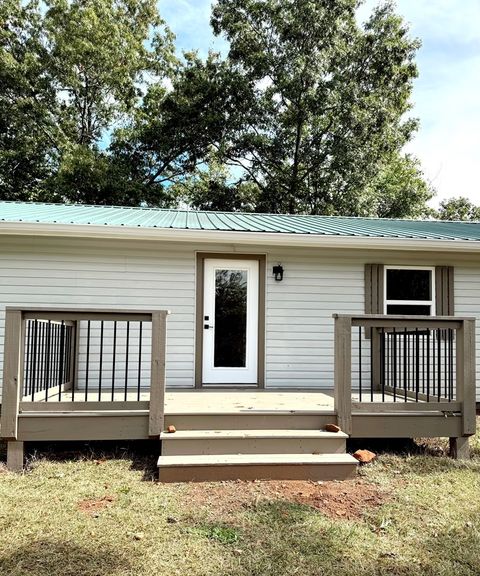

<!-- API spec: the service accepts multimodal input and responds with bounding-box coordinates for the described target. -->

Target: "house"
[0,201,477,480]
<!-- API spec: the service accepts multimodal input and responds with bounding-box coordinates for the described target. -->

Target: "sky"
[159,0,480,206]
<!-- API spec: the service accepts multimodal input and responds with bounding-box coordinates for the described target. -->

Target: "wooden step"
[161,429,347,456]
[164,412,337,431]
[157,453,358,482]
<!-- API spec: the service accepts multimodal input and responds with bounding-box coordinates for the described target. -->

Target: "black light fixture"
[273,264,284,281]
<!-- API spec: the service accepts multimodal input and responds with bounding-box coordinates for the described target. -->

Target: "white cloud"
[360,0,480,205]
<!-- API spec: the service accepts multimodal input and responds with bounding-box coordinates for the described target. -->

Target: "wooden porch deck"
[22,388,422,411]
[2,307,476,477]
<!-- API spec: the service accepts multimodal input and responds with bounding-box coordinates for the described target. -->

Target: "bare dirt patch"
[186,478,387,521]
[77,495,115,515]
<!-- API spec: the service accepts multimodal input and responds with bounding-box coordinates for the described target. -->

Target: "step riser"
[164,414,337,431]
[158,463,357,483]
[162,437,346,456]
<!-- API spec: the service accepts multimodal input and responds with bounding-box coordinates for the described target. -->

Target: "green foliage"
[109,51,254,202]
[191,524,240,545]
[0,0,176,204]
[362,154,434,218]
[1,0,433,216]
[437,197,480,221]
[171,153,258,211]
[209,0,423,215]
[0,0,57,199]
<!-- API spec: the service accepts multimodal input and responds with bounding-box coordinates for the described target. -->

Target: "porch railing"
[1,307,169,440]
[333,314,476,436]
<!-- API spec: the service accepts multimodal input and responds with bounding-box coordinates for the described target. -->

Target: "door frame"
[195,252,266,388]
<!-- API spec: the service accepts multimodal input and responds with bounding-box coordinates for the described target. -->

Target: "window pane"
[214,269,247,367]
[387,304,431,315]
[386,269,431,301]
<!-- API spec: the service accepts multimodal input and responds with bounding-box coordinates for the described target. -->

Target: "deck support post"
[6,440,24,471]
[333,315,352,435]
[449,436,470,460]
[149,310,169,438]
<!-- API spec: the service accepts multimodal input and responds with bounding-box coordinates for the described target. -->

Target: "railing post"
[149,310,168,437]
[456,318,476,437]
[1,309,25,439]
[333,315,352,435]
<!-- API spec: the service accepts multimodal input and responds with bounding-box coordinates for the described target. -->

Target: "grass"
[0,428,479,576]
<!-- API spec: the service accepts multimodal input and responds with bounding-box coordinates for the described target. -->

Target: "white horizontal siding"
[0,236,479,401]
[452,266,480,400]
[265,253,365,389]
[0,237,199,394]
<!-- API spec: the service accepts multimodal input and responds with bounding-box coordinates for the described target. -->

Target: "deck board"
[20,388,423,414]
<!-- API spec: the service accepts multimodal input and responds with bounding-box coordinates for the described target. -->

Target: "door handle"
[204,324,214,329]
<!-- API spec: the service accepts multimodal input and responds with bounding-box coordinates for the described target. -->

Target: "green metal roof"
[1,201,480,241]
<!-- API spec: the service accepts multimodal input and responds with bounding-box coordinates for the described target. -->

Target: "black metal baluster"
[421,332,425,395]
[53,324,58,392]
[384,332,388,401]
[406,332,409,394]
[124,321,130,401]
[359,326,362,402]
[39,322,45,395]
[98,321,104,401]
[65,326,71,390]
[71,323,77,402]
[432,329,436,400]
[415,328,420,402]
[58,322,65,401]
[24,321,31,397]
[44,321,51,401]
[29,320,35,396]
[449,329,453,401]
[85,321,91,401]
[137,322,143,401]
[444,329,447,399]
[393,329,397,401]
[426,329,430,401]
[381,328,385,402]
[437,329,441,400]
[111,321,117,401]
[403,329,407,402]
[31,320,38,401]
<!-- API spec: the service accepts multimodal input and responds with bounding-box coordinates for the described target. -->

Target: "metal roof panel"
[2,201,480,242]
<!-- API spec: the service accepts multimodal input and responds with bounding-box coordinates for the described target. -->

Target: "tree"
[437,197,480,221]
[0,0,57,200]
[361,153,434,218]
[207,0,423,215]
[108,51,254,204]
[0,0,177,204]
[170,151,258,211]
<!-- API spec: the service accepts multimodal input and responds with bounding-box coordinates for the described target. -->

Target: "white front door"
[202,258,259,385]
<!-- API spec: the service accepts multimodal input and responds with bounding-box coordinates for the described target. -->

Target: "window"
[384,267,434,315]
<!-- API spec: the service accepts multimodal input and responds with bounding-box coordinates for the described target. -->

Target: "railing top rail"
[6,306,171,322]
[332,314,476,322]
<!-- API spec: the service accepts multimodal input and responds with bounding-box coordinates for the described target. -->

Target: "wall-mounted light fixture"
[273,264,284,281]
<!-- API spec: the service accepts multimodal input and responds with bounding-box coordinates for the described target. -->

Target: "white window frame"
[384,265,435,315]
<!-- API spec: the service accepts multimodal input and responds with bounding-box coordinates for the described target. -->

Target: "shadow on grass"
[0,539,133,576]
[24,440,159,481]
